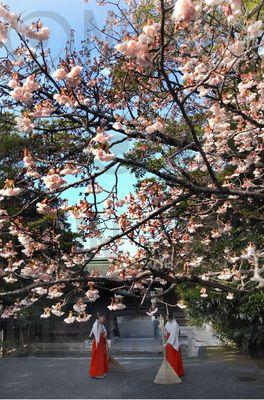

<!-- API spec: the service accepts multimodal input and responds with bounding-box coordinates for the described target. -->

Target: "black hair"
[168,312,174,321]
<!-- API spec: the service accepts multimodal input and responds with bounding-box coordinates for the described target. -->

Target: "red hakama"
[89,333,109,377]
[166,334,184,377]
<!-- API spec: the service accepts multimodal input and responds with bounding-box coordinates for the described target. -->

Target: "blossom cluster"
[115,22,160,67]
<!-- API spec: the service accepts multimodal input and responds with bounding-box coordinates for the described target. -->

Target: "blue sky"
[6,0,137,253]
[6,0,110,34]
[6,0,115,60]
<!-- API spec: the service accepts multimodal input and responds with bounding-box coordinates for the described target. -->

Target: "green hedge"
[179,287,264,356]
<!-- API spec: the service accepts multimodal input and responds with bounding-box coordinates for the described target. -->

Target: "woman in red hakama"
[89,314,109,378]
[164,313,184,377]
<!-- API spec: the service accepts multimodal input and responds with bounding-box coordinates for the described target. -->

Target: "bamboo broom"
[98,318,121,366]
[154,315,182,385]
[106,339,120,365]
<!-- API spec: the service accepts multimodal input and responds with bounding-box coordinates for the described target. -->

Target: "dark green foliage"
[179,286,264,355]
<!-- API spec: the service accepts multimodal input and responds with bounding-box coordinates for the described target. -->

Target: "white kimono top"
[164,319,180,351]
[89,320,107,346]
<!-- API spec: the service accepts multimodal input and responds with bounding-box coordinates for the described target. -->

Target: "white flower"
[64,312,76,324]
[36,201,55,215]
[3,274,17,283]
[67,65,82,79]
[53,68,67,80]
[146,121,164,134]
[205,0,224,5]
[229,41,244,57]
[86,183,103,194]
[218,269,232,280]
[114,303,126,310]
[43,173,66,191]
[247,21,263,40]
[172,0,195,23]
[51,303,64,317]
[41,308,51,318]
[241,243,255,259]
[190,257,203,267]
[76,313,91,322]
[47,287,64,298]
[73,303,86,312]
[108,296,126,311]
[20,298,32,306]
[31,287,47,295]
[0,187,21,197]
[177,301,187,309]
[85,287,99,302]
[112,121,125,130]
[200,288,208,298]
[51,310,64,317]
[27,26,50,41]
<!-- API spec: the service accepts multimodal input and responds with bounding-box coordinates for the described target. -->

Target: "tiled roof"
[84,257,110,276]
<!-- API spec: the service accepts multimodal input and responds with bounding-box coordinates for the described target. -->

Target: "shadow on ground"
[0,346,263,399]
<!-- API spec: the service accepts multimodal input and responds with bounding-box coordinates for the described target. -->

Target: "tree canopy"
[0,0,263,326]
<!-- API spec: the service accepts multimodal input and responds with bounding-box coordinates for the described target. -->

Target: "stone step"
[116,315,186,338]
[5,324,221,360]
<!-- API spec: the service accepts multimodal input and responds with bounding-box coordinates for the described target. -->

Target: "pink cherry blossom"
[91,131,112,144]
[172,0,195,23]
[51,303,64,317]
[23,25,50,41]
[0,179,21,197]
[226,292,234,300]
[146,121,165,134]
[41,308,51,318]
[112,121,125,130]
[53,68,67,80]
[85,286,99,302]
[17,115,34,133]
[64,311,76,324]
[36,200,56,215]
[60,164,80,176]
[247,20,263,40]
[43,172,66,191]
[67,65,83,79]
[76,312,91,322]
[0,22,8,43]
[73,299,87,312]
[200,288,208,298]
[90,148,115,162]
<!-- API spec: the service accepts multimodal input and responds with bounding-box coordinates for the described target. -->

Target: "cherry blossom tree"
[0,0,263,323]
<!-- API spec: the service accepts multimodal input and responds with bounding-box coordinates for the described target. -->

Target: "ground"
[0,347,263,399]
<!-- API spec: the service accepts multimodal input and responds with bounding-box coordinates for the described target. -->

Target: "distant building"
[75,217,115,259]
[84,257,110,276]
[0,256,185,356]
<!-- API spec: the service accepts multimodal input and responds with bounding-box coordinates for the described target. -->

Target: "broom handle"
[99,322,110,358]
[162,303,169,359]
[160,315,166,360]
[166,303,169,316]
[105,335,111,358]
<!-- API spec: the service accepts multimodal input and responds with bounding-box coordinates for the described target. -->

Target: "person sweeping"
[164,313,184,377]
[89,313,109,379]
[154,314,182,384]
